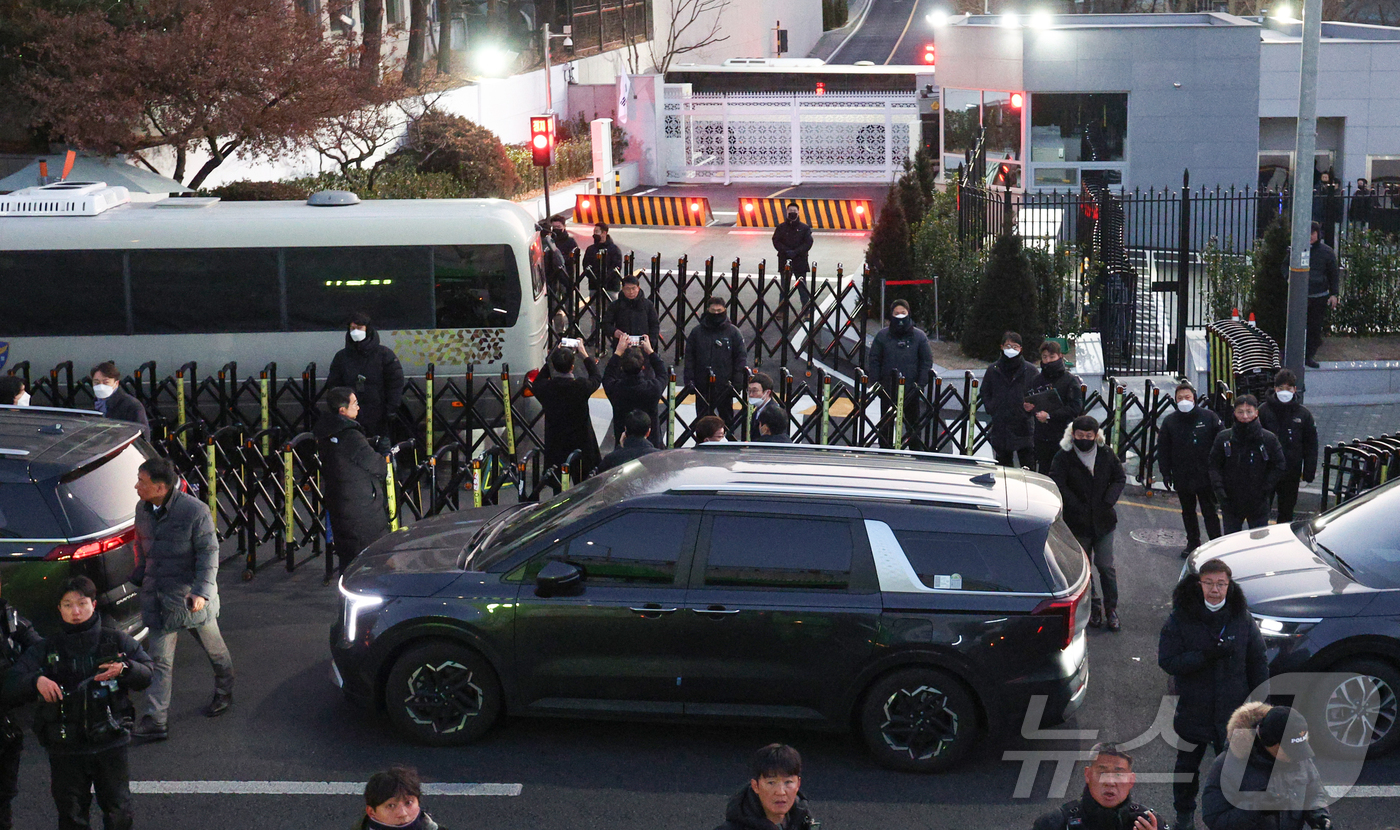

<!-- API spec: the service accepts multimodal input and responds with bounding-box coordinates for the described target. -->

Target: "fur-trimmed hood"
[1172,571,1250,619]
[1227,701,1273,758]
[1059,423,1107,452]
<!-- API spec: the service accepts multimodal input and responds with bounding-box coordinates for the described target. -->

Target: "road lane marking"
[766,186,796,198]
[131,781,522,796]
[884,0,920,65]
[826,0,877,63]
[635,188,657,195]
[1326,785,1400,798]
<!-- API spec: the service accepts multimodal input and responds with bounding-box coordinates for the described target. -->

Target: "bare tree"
[312,82,407,172]
[403,0,429,86]
[649,0,730,75]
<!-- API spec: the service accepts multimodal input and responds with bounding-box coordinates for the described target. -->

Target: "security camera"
[563,36,573,47]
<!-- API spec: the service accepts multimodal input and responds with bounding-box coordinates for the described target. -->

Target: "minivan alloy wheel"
[386,642,502,746]
[880,684,959,760]
[403,660,485,734]
[1325,673,1397,749]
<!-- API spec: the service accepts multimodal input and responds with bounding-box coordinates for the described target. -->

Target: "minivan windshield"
[469,468,633,570]
[1309,479,1400,589]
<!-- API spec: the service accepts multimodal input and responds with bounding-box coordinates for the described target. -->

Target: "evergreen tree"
[1250,215,1292,346]
[866,189,913,294]
[896,159,928,231]
[961,232,1041,360]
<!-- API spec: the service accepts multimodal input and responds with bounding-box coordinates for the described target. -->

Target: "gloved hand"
[373,435,392,454]
[1302,809,1331,830]
[1204,637,1233,660]
[1161,474,1174,491]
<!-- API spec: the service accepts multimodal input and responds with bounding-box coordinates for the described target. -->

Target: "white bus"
[0,184,549,379]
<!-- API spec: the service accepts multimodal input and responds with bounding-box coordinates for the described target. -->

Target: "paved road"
[10,486,1400,829]
[569,221,872,277]
[829,0,939,65]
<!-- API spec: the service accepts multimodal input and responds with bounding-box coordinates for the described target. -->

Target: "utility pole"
[1284,0,1322,388]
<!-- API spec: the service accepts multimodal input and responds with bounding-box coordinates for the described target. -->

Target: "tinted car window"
[286,246,433,331]
[476,467,642,571]
[561,511,691,585]
[1045,518,1088,593]
[434,244,521,328]
[1312,481,1400,589]
[894,530,1049,593]
[705,515,853,590]
[0,251,126,336]
[130,249,280,333]
[55,442,152,536]
[0,483,62,538]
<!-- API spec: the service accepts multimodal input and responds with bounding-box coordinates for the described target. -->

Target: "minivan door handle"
[629,605,679,617]
[691,606,741,616]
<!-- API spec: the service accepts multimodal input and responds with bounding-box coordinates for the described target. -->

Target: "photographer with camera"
[3,576,152,830]
[530,341,603,476]
[1033,743,1164,830]
[603,334,665,449]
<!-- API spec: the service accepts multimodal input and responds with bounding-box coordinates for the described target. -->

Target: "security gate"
[663,86,919,185]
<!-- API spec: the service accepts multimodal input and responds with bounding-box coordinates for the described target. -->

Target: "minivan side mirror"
[535,560,584,598]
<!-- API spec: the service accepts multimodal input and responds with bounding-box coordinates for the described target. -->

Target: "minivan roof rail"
[693,442,997,467]
[666,483,1003,510]
[0,405,106,418]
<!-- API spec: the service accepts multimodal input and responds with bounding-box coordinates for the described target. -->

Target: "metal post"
[471,458,483,508]
[820,373,831,446]
[283,447,295,545]
[1176,170,1191,376]
[893,377,905,449]
[205,440,218,519]
[501,364,516,458]
[1285,0,1323,386]
[425,368,435,458]
[541,24,554,221]
[175,370,186,429]
[385,454,399,532]
[667,369,677,448]
[259,373,270,455]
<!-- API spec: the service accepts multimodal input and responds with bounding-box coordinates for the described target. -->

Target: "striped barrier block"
[573,194,713,227]
[736,197,875,230]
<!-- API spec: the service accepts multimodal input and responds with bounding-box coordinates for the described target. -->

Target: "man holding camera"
[532,342,603,475]
[1032,743,1164,830]
[602,272,661,351]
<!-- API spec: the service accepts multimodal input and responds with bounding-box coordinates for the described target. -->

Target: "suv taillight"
[45,525,137,561]
[1032,582,1087,650]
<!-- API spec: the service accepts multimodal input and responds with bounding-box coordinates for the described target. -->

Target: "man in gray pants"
[130,458,235,741]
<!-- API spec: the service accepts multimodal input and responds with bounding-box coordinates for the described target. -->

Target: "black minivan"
[0,406,151,636]
[330,444,1091,772]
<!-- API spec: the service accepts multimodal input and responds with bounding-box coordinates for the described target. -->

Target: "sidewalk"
[1311,402,1400,447]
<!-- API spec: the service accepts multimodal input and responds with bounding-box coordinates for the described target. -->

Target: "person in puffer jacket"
[1049,416,1127,632]
[1201,706,1330,830]
[353,766,450,830]
[713,744,818,830]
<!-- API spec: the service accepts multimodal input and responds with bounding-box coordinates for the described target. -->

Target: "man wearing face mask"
[1051,416,1127,631]
[868,299,934,450]
[602,335,665,449]
[1258,370,1318,523]
[982,332,1040,468]
[684,297,747,428]
[601,272,661,350]
[89,362,150,439]
[1209,396,1287,534]
[1158,381,1225,557]
[1028,340,1084,473]
[548,214,579,261]
[0,376,29,407]
[1159,559,1268,830]
[583,222,625,297]
[745,373,776,441]
[546,215,579,303]
[327,311,405,443]
[771,203,813,277]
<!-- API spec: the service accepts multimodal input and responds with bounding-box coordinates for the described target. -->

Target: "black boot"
[1088,603,1104,629]
[202,691,233,718]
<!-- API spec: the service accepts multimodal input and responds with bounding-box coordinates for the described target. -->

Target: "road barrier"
[736,197,875,230]
[572,194,714,227]
[1321,433,1400,510]
[1206,318,1281,404]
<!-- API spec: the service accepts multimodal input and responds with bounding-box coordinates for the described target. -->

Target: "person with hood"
[771,203,814,277]
[90,362,150,439]
[1032,742,1164,830]
[602,336,666,449]
[583,222,625,296]
[601,272,661,349]
[1158,381,1225,557]
[1028,339,1084,473]
[714,743,818,830]
[1159,559,1269,830]
[598,410,658,472]
[354,766,449,830]
[129,457,236,743]
[1258,370,1318,523]
[868,299,934,450]
[1201,706,1330,830]
[531,344,603,475]
[3,576,153,830]
[1050,415,1127,631]
[982,332,1041,468]
[315,388,391,577]
[684,296,747,427]
[1304,221,1340,369]
[0,573,42,830]
[1209,396,1287,534]
[327,312,406,442]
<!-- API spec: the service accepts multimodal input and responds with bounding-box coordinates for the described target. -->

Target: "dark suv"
[330,444,1091,772]
[0,406,152,636]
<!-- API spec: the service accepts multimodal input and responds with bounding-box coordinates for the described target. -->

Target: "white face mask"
[1276,390,1295,404]
[1002,348,1021,359]
[748,396,764,407]
[1204,597,1227,612]
[893,313,909,320]
[349,328,367,342]
[1177,399,1195,413]
[15,392,30,406]
[92,382,115,400]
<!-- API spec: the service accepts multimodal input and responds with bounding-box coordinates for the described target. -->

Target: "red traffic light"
[1011,92,1024,109]
[529,115,555,167]
[923,43,936,64]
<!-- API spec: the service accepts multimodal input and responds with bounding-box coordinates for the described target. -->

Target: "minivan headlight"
[339,576,385,643]
[1252,614,1321,639]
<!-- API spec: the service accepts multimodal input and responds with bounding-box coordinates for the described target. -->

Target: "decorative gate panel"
[663,87,917,184]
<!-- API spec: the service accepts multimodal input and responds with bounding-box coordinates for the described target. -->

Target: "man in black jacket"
[315,388,391,576]
[983,332,1041,468]
[1304,222,1340,369]
[601,272,661,349]
[771,203,814,278]
[1159,382,1225,556]
[1158,559,1268,830]
[1209,396,1287,534]
[90,363,150,439]
[1258,370,1318,523]
[1201,706,1330,830]
[582,222,625,296]
[1032,743,1163,830]
[532,344,603,475]
[1028,340,1084,473]
[868,299,934,450]
[754,404,789,443]
[0,575,42,830]
[746,372,777,441]
[598,410,658,472]
[1051,415,1127,631]
[602,336,665,449]
[3,576,153,830]
[714,744,818,830]
[684,297,747,428]
[327,312,406,442]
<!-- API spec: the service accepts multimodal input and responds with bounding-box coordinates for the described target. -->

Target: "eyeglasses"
[1201,579,1230,589]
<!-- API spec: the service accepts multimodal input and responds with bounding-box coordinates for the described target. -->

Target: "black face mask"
[1237,418,1262,437]
[704,311,726,327]
[552,228,567,240]
[1073,437,1096,452]
[786,213,799,223]
[1041,358,1064,376]
[890,316,913,335]
[592,235,604,244]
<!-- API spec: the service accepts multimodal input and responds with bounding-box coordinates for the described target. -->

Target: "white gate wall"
[663,87,918,185]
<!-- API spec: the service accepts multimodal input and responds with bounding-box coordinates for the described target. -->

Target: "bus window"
[130,248,280,334]
[529,236,545,299]
[0,251,125,336]
[286,246,433,331]
[433,244,521,328]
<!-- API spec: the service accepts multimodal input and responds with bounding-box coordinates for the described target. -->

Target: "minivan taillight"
[45,525,137,561]
[1032,582,1087,650]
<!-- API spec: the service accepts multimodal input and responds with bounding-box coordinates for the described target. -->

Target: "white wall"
[650,0,820,69]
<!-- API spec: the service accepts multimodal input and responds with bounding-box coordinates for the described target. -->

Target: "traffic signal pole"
[542,24,554,220]
[1285,1,1322,388]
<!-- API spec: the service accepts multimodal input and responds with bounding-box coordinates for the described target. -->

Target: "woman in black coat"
[1158,559,1268,830]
